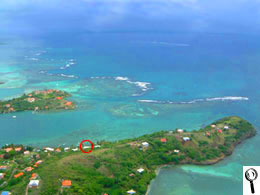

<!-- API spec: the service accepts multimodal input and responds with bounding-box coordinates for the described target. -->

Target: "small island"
[0,89,75,114]
[0,116,256,194]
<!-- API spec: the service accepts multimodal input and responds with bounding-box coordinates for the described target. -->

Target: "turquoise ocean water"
[1,0,260,194]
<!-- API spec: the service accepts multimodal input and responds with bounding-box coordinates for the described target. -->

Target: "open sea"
[1,0,260,194]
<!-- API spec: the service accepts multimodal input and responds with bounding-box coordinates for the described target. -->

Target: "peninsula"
[0,116,256,194]
[0,89,75,114]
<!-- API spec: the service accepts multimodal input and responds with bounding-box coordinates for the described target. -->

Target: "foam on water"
[138,96,249,104]
[150,41,190,47]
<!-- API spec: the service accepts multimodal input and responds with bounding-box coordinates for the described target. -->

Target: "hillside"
[0,116,256,195]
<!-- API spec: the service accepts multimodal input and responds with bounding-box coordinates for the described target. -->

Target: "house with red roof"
[25,167,34,172]
[4,148,13,153]
[14,172,24,178]
[65,102,73,106]
[62,180,72,188]
[160,138,167,143]
[15,147,22,152]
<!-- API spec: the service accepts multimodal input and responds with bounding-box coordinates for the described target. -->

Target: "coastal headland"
[0,89,75,114]
[0,114,256,194]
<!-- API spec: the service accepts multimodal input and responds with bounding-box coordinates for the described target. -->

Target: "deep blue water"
[1,0,260,194]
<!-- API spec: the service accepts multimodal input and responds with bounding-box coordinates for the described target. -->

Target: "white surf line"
[138,96,249,104]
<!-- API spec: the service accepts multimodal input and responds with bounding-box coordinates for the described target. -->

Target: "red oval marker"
[80,140,94,153]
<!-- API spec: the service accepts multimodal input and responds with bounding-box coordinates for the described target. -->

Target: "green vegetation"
[0,116,256,195]
[0,89,75,114]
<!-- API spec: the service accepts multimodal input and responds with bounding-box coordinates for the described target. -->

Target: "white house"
[0,173,5,179]
[94,145,101,148]
[45,147,54,152]
[183,137,190,142]
[24,151,30,155]
[127,189,136,194]
[64,147,70,152]
[211,124,216,128]
[142,142,149,147]
[83,146,91,149]
[137,168,145,173]
[224,126,229,130]
[177,129,184,133]
[174,150,180,153]
[72,148,78,152]
[28,180,40,188]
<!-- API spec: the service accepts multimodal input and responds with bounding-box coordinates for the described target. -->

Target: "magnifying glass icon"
[245,168,258,194]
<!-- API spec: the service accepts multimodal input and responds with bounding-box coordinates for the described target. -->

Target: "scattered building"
[14,172,24,178]
[72,148,78,152]
[142,142,149,148]
[64,147,70,152]
[24,151,30,155]
[177,129,184,133]
[65,101,73,106]
[56,97,63,100]
[218,129,223,133]
[62,180,72,188]
[30,173,38,180]
[55,148,61,152]
[44,147,54,152]
[160,138,167,143]
[127,189,136,194]
[137,168,144,173]
[4,148,13,153]
[183,137,190,142]
[206,132,211,137]
[94,145,101,148]
[211,124,216,128]
[5,104,11,108]
[27,98,36,103]
[36,160,43,165]
[174,150,180,153]
[0,173,5,179]
[28,180,40,188]
[15,147,22,152]
[129,173,135,177]
[25,167,34,172]
[224,126,229,130]
[0,166,7,170]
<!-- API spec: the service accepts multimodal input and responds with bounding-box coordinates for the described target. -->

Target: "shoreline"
[145,126,256,195]
[0,116,256,194]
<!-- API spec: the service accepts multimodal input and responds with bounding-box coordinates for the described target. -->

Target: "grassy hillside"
[0,116,256,195]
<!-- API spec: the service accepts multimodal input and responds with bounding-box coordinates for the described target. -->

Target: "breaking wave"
[89,76,153,95]
[60,59,76,70]
[150,41,190,47]
[138,96,249,104]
